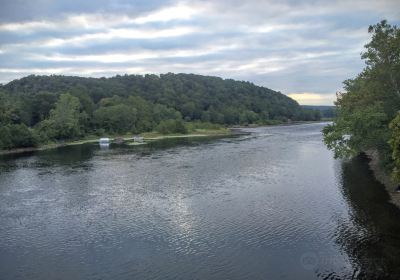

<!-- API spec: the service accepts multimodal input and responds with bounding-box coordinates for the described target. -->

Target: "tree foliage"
[45,93,82,140]
[0,124,37,149]
[323,20,400,181]
[156,119,188,134]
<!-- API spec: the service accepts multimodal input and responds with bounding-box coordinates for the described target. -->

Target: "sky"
[0,0,399,105]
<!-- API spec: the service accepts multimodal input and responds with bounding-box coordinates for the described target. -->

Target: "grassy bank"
[0,127,231,155]
[141,127,230,140]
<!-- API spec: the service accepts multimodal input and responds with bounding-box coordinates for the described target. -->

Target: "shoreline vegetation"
[0,121,328,156]
[323,21,400,208]
[0,127,232,156]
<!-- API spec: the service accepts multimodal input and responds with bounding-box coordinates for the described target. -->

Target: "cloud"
[41,26,198,47]
[0,0,175,23]
[0,0,399,104]
[0,2,202,33]
[134,3,203,24]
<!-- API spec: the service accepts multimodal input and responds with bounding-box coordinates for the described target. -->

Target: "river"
[1,123,399,279]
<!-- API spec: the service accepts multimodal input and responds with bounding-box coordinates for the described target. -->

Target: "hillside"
[0,73,320,150]
[2,73,313,121]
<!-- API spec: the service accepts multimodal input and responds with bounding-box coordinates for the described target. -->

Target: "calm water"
[1,123,400,280]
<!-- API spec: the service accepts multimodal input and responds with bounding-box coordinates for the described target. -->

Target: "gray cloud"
[0,0,399,104]
[0,0,174,23]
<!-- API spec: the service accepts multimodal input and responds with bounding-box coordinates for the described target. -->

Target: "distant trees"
[94,104,138,134]
[323,20,400,182]
[0,124,37,150]
[24,91,58,125]
[36,93,82,141]
[0,72,321,150]
[51,94,82,138]
[0,91,13,125]
[297,109,321,121]
[0,91,37,149]
[301,106,335,119]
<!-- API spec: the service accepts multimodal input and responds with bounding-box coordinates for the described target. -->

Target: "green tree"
[364,20,400,100]
[46,93,82,140]
[28,91,58,125]
[0,126,12,149]
[0,92,13,125]
[156,119,188,134]
[0,124,37,149]
[324,20,400,181]
[94,104,137,134]
[152,104,182,124]
[9,124,37,148]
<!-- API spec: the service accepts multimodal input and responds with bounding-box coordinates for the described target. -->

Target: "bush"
[34,119,55,143]
[0,126,12,149]
[156,119,188,134]
[0,124,37,149]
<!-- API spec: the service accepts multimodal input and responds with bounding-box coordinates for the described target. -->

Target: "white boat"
[133,136,144,143]
[99,138,110,146]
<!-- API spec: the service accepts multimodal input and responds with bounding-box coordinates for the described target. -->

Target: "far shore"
[0,128,233,156]
[0,121,328,156]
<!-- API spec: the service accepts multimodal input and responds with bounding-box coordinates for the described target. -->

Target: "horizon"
[0,0,399,105]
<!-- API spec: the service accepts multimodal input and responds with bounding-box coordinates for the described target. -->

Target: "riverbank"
[0,122,325,156]
[141,128,232,140]
[365,149,400,208]
[0,128,233,156]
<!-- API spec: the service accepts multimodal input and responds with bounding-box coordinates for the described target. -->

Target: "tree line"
[323,20,400,184]
[301,105,336,119]
[0,73,321,150]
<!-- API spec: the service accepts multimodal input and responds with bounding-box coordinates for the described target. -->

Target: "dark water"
[1,123,400,280]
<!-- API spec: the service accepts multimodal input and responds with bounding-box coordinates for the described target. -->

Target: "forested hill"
[0,73,320,150]
[2,73,309,121]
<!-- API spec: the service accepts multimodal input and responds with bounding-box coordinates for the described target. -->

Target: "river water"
[1,123,399,280]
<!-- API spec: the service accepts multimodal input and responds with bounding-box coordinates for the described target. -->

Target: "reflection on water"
[0,123,400,280]
[335,155,400,279]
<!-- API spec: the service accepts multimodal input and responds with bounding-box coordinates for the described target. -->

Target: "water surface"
[1,123,400,279]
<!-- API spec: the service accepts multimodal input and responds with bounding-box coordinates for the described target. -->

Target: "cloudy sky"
[0,0,399,105]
